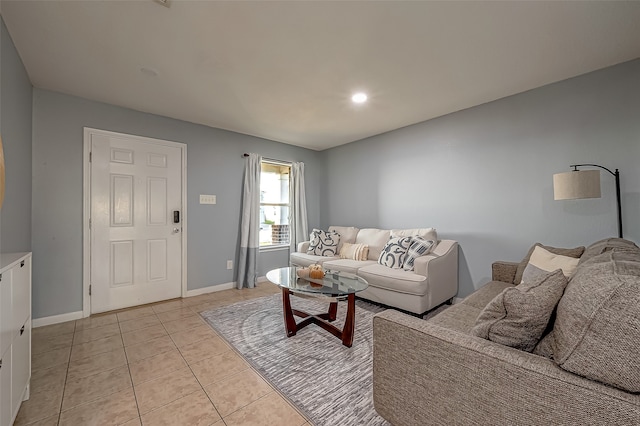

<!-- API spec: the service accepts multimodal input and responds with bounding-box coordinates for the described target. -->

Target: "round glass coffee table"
[266,267,369,347]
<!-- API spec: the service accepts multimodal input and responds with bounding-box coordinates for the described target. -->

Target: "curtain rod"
[243,153,291,165]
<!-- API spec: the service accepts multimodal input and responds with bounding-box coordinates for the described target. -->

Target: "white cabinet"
[0,253,31,426]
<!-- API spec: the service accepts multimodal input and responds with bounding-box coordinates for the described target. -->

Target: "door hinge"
[89,152,92,162]
[89,218,91,229]
[89,285,92,296]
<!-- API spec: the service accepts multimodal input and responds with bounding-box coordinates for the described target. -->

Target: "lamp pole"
[571,164,622,238]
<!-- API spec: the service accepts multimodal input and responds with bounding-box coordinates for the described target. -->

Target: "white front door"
[89,130,184,314]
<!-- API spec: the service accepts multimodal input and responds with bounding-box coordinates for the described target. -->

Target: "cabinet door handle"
[20,325,25,335]
[21,260,25,267]
[0,358,2,368]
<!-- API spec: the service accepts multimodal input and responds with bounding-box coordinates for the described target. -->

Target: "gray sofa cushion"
[471,269,568,352]
[553,250,640,393]
[428,304,482,334]
[578,237,640,265]
[514,243,585,285]
[462,281,514,310]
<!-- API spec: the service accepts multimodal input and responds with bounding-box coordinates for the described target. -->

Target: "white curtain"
[290,162,309,252]
[236,153,261,289]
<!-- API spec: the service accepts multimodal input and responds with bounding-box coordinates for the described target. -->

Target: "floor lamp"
[553,164,622,238]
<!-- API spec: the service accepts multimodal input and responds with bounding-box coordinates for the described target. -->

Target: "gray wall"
[31,89,322,319]
[321,59,640,298]
[0,17,32,253]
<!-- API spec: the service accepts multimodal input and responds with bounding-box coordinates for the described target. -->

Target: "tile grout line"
[119,314,143,426]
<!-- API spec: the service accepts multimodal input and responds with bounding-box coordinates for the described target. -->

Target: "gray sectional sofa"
[373,238,640,425]
[290,226,459,315]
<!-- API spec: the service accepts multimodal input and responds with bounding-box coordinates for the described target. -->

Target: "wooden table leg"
[341,293,356,347]
[282,288,297,337]
[328,301,338,321]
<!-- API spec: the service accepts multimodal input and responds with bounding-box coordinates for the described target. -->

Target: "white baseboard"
[34,280,269,326]
[186,282,235,297]
[33,311,84,328]
[452,297,464,305]
[257,275,268,283]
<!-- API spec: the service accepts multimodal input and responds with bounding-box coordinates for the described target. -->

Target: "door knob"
[173,227,180,234]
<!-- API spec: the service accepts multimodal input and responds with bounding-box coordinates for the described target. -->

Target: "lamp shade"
[553,170,601,200]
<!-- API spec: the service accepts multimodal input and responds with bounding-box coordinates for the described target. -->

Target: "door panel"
[91,132,183,313]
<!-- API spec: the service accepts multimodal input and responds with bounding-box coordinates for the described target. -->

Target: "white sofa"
[290,226,459,315]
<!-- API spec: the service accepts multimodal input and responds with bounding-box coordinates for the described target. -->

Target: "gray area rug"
[200,294,390,426]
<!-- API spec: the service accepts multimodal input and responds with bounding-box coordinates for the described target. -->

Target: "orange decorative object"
[309,264,325,279]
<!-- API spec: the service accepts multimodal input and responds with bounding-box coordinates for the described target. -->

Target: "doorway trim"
[82,127,188,318]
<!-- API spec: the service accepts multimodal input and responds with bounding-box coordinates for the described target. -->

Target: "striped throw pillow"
[403,236,435,271]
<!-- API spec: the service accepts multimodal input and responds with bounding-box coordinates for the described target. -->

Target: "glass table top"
[266,267,368,297]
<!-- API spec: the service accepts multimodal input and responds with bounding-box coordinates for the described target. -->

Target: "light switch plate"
[200,194,216,205]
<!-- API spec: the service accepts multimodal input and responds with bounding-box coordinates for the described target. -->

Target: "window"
[260,161,291,247]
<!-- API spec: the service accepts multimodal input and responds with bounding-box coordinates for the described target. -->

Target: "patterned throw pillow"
[403,237,435,271]
[306,229,341,256]
[378,237,412,269]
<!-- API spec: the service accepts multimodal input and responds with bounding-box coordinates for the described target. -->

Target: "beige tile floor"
[17,282,311,426]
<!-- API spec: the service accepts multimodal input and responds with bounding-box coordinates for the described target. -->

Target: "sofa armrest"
[492,260,519,284]
[373,310,640,426]
[413,240,458,305]
[297,241,310,253]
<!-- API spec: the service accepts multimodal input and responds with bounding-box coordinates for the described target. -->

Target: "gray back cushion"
[553,250,640,393]
[578,237,640,265]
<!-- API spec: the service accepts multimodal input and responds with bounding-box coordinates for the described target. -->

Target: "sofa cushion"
[357,264,427,295]
[552,250,640,393]
[428,303,482,334]
[339,242,369,261]
[462,281,514,310]
[290,252,339,268]
[520,246,580,284]
[355,229,390,261]
[307,229,340,256]
[514,243,585,285]
[322,259,376,274]
[378,236,412,269]
[402,236,435,271]
[578,237,640,265]
[471,269,568,352]
[391,228,438,242]
[328,226,359,253]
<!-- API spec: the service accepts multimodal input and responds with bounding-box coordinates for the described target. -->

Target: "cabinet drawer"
[0,346,12,426]
[0,270,12,357]
[12,257,31,332]
[12,319,31,420]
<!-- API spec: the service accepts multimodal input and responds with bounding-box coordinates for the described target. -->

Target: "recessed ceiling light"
[140,67,159,77]
[351,93,368,104]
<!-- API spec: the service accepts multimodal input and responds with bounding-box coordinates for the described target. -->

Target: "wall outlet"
[200,194,216,204]
[227,260,233,270]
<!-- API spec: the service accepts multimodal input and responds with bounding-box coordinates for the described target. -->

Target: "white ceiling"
[2,1,640,151]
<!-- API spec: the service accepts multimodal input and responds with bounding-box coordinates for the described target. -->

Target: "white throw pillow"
[403,237,435,271]
[307,229,341,256]
[339,243,369,261]
[521,245,580,284]
[378,237,412,269]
